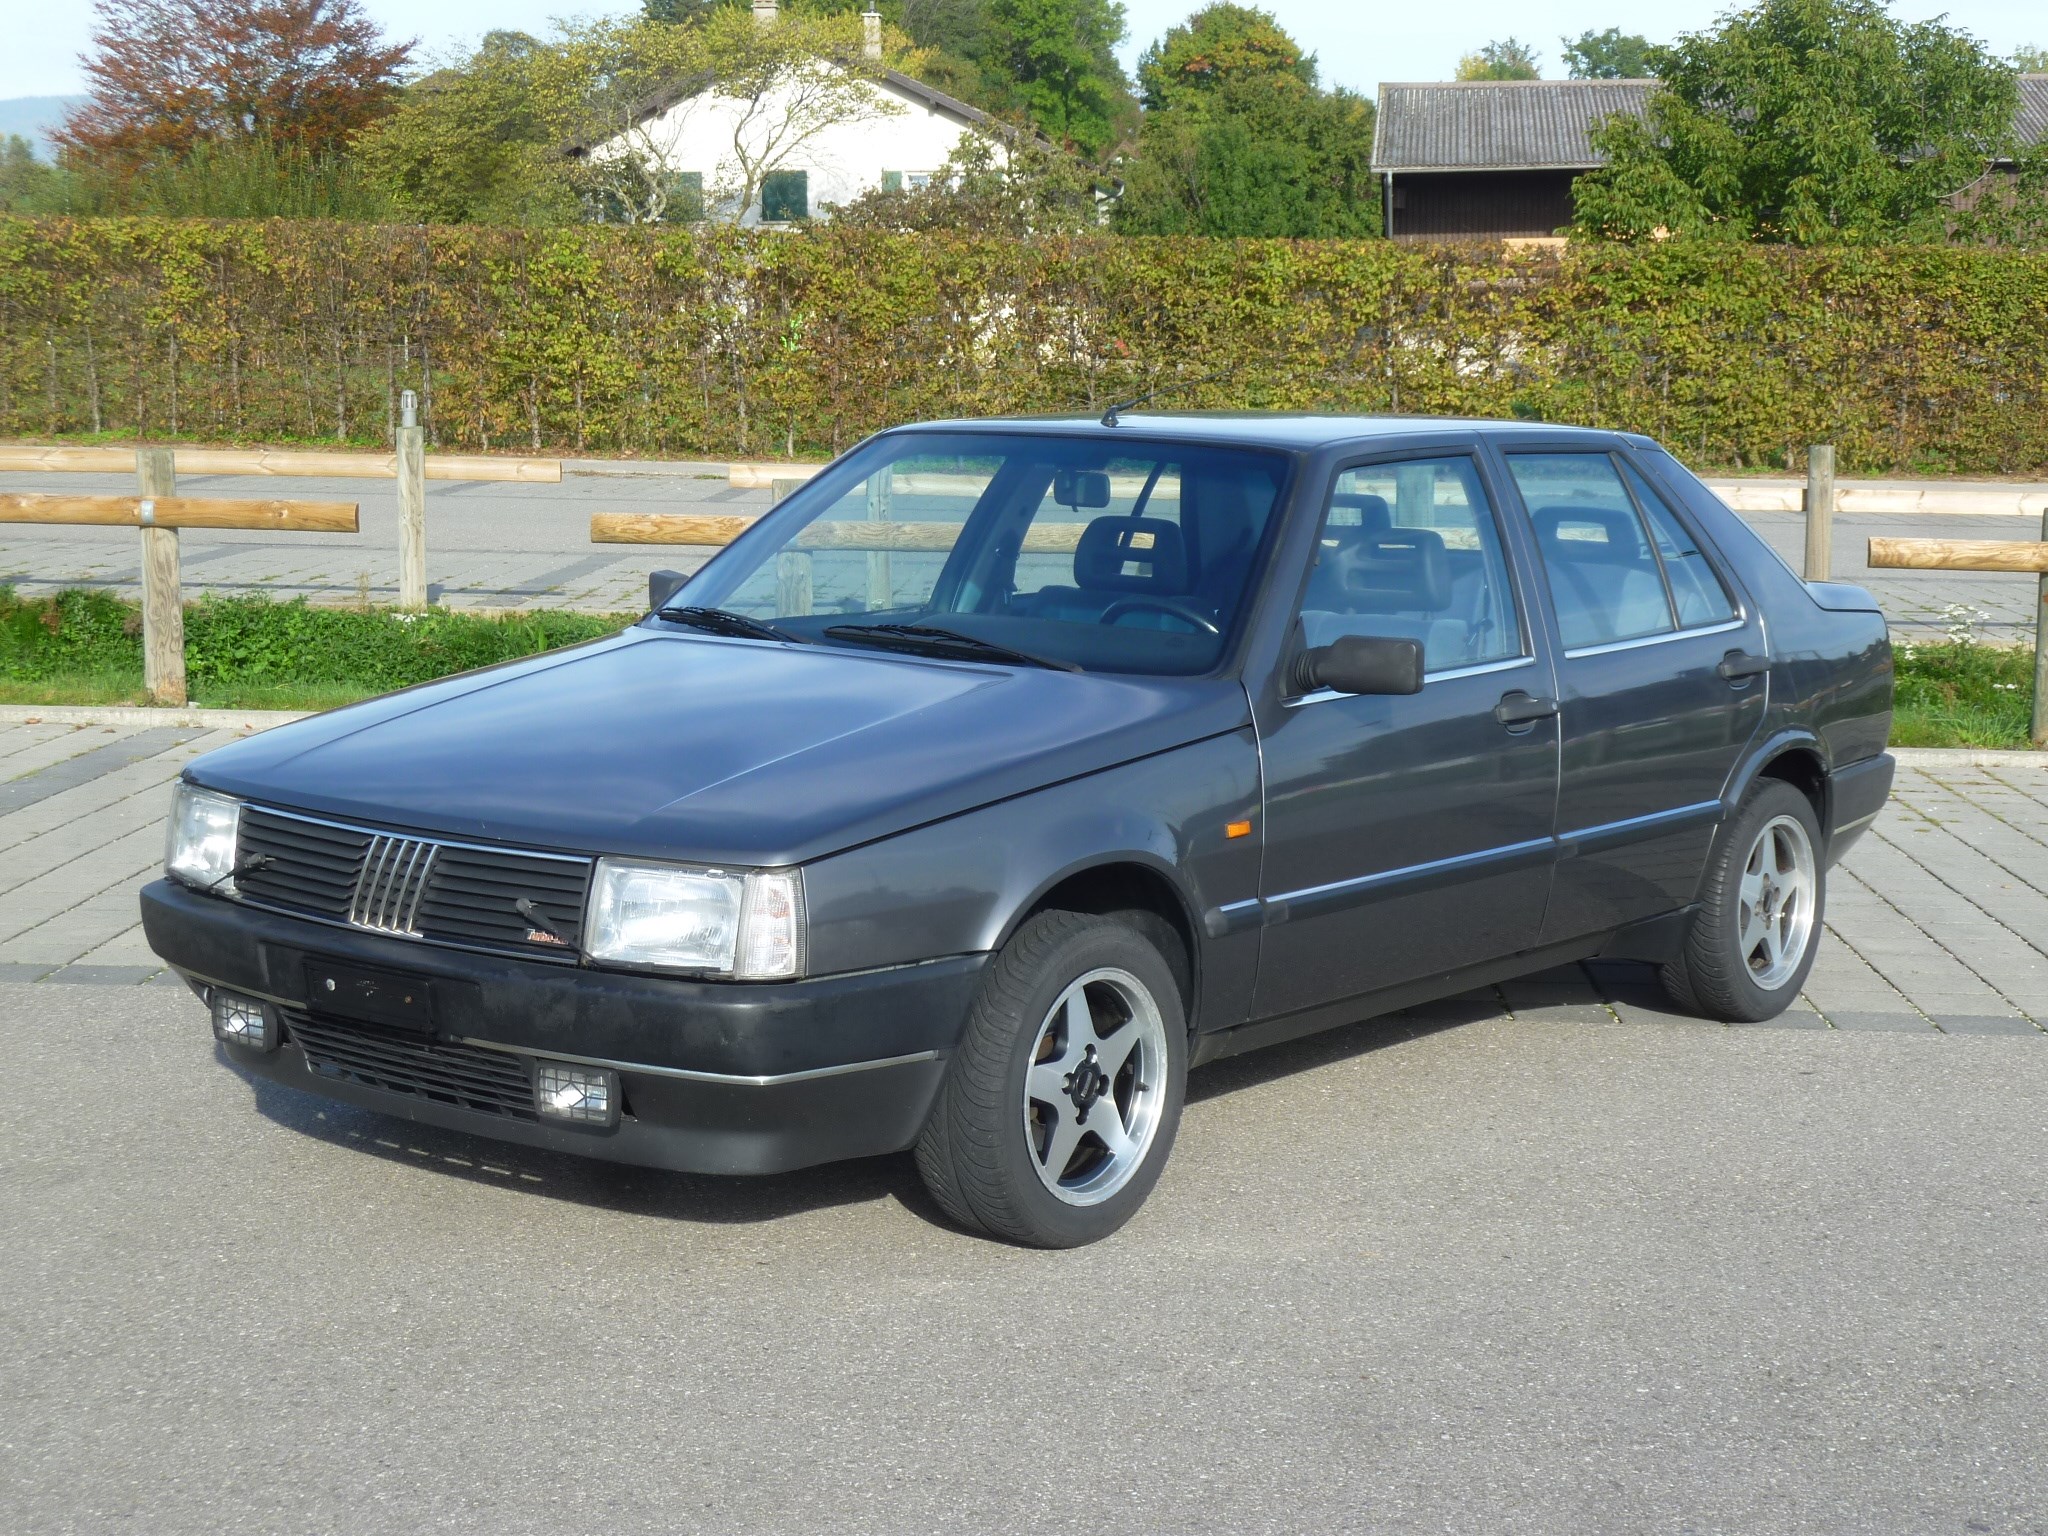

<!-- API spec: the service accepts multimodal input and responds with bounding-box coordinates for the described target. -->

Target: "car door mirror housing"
[1293,635,1424,696]
[648,569,687,611]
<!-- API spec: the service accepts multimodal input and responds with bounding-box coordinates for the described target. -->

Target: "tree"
[2014,44,2048,72]
[56,0,411,168]
[1570,0,2027,243]
[1561,28,1655,78]
[828,131,1105,233]
[1456,38,1541,81]
[983,0,1134,156]
[359,11,903,225]
[1114,3,1376,237]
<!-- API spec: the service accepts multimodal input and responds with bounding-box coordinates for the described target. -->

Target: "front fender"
[800,730,1263,1034]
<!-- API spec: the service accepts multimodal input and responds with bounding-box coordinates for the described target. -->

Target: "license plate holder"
[302,958,436,1034]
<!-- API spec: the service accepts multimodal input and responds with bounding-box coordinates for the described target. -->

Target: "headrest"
[1319,527,1450,614]
[1535,506,1646,561]
[1327,493,1392,535]
[1074,516,1188,594]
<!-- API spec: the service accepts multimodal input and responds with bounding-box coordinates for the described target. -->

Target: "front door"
[1496,447,1769,943]
[1251,452,1561,1022]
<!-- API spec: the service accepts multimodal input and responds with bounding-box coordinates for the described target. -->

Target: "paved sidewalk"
[2,466,2042,639]
[3,718,2041,1034]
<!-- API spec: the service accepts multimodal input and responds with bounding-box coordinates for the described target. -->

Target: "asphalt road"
[4,980,2044,1534]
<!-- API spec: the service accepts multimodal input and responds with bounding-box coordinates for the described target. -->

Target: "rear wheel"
[1662,779,1824,1022]
[915,910,1187,1248]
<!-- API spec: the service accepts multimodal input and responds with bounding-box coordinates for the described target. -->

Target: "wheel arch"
[1001,855,1204,1035]
[1725,729,1831,837]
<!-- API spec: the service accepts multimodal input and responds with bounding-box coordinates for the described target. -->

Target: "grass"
[0,586,632,713]
[1,586,2038,747]
[1891,640,2037,749]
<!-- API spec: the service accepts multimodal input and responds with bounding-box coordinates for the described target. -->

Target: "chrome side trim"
[1563,618,1745,661]
[1272,836,1554,905]
[1559,799,1722,853]
[1286,654,1535,708]
[458,1038,940,1087]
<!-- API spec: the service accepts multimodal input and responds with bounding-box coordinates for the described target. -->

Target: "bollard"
[2036,496,2047,747]
[396,389,427,609]
[771,477,812,617]
[1804,444,1835,581]
[135,447,185,705]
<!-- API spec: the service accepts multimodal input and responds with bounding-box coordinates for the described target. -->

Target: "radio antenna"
[1099,365,1237,428]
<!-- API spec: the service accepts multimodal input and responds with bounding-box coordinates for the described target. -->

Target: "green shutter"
[761,170,809,222]
[667,171,704,223]
[882,171,903,193]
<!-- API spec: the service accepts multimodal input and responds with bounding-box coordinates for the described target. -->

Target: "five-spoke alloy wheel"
[1663,778,1826,1022]
[917,910,1188,1247]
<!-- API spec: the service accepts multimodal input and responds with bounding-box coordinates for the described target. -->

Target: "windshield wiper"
[656,606,806,643]
[823,623,1081,673]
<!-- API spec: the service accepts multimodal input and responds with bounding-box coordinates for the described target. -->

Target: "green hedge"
[4,219,2048,473]
[0,586,626,693]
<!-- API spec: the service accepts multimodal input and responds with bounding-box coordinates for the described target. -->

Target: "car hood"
[188,629,1249,865]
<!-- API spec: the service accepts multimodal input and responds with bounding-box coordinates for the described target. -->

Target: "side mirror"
[1053,469,1112,509]
[1292,634,1424,696]
[648,569,686,611]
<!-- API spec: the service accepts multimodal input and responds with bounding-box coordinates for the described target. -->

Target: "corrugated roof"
[2018,75,2048,148]
[1375,74,2048,174]
[1371,80,1657,173]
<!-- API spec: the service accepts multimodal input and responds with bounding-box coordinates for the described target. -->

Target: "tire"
[915,910,1188,1248]
[1662,779,1826,1022]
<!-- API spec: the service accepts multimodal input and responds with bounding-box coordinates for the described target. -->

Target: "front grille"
[234,805,593,961]
[349,834,437,936]
[286,1010,538,1121]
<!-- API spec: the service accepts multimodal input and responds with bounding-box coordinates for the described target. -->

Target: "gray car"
[143,414,1894,1247]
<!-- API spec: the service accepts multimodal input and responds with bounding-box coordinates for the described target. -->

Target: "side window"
[1301,456,1523,673]
[1507,453,1676,651]
[1620,460,1737,628]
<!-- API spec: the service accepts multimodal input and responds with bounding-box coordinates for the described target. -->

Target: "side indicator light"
[1226,820,1253,839]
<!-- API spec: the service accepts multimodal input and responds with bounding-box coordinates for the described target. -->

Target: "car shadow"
[1185,997,1504,1103]
[220,994,1514,1230]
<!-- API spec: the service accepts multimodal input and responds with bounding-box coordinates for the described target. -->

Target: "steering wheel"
[1098,596,1221,635]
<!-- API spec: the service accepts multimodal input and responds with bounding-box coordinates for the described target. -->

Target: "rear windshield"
[673,432,1291,675]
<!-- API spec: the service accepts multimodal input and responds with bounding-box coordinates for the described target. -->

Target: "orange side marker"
[1226,820,1253,839]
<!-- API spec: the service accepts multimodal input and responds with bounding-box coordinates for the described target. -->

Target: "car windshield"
[669,431,1291,676]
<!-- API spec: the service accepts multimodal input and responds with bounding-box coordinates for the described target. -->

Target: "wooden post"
[1804,444,1835,581]
[135,447,185,705]
[2035,498,2048,748]
[866,468,894,611]
[396,389,427,609]
[771,476,812,617]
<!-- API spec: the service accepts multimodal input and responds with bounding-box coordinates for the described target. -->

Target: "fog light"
[211,992,276,1052]
[535,1063,618,1128]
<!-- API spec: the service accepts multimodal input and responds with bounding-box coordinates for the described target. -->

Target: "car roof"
[898,412,1655,454]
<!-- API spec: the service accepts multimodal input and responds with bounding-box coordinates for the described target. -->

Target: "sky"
[4,0,2044,104]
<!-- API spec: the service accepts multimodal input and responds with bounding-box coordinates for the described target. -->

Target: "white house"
[585,1,1010,225]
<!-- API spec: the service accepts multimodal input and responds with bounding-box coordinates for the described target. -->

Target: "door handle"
[1494,691,1559,729]
[1717,650,1770,682]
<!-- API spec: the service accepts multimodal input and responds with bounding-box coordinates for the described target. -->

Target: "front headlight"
[585,859,805,980]
[165,783,244,894]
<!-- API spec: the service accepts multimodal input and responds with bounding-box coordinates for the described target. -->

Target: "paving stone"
[1731,1011,1830,1029]
[1827,1011,1940,1033]
[42,964,159,986]
[1934,1014,2046,1036]
[0,962,58,983]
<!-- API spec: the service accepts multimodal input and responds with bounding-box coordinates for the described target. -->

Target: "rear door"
[1494,445,1768,943]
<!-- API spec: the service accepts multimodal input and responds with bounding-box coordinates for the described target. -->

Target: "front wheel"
[1662,779,1825,1022]
[915,910,1187,1248]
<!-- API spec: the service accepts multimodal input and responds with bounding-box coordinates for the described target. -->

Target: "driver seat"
[1014,516,1190,626]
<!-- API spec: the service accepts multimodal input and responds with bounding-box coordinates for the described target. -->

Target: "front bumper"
[141,879,986,1176]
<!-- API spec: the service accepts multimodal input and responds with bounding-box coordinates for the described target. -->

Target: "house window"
[666,171,705,223]
[761,170,809,222]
